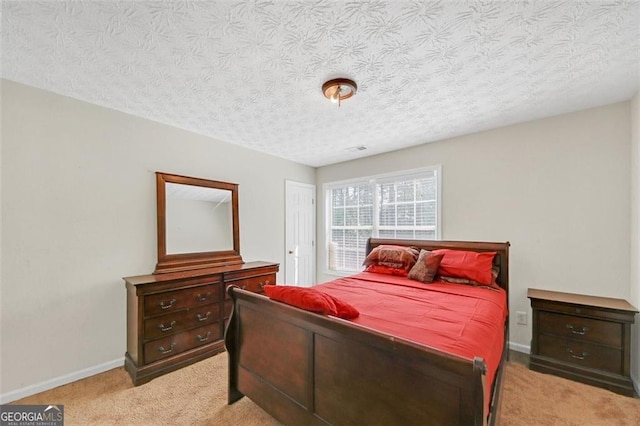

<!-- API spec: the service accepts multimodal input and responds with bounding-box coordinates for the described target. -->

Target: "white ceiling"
[2,1,639,167]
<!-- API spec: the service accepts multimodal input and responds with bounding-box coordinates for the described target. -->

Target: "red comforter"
[316,272,508,400]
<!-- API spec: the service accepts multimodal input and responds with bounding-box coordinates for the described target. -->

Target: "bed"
[224,238,510,425]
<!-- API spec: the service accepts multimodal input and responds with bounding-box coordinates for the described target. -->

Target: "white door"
[285,181,316,287]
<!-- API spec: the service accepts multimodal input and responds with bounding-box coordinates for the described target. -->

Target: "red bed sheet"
[316,271,508,405]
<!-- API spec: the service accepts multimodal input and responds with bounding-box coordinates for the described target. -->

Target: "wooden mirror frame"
[154,172,243,274]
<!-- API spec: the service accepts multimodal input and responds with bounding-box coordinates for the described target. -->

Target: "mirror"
[165,183,233,254]
[155,172,243,273]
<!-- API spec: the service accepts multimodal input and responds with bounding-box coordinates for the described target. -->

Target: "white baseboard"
[0,357,124,404]
[508,341,530,354]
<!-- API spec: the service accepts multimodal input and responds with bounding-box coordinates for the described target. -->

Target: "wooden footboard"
[225,287,490,425]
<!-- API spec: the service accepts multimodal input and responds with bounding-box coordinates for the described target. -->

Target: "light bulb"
[330,86,341,103]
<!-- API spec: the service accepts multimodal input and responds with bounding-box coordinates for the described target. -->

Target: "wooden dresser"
[124,261,278,385]
[528,288,637,396]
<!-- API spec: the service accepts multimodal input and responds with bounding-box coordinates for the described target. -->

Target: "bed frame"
[225,238,510,425]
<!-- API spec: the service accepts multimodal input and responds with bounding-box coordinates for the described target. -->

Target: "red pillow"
[321,292,360,319]
[364,264,410,277]
[433,249,496,285]
[263,285,360,320]
[263,285,337,316]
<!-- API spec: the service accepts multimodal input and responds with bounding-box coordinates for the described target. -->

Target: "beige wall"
[631,91,640,390]
[316,102,632,351]
[1,78,636,398]
[0,80,315,398]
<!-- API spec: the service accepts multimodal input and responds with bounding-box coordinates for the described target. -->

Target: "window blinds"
[326,168,439,273]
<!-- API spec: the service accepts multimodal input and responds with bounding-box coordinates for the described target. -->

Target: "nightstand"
[528,288,637,396]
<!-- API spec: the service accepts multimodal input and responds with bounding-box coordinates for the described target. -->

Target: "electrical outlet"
[516,311,527,325]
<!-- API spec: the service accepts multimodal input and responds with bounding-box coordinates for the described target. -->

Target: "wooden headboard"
[365,238,510,294]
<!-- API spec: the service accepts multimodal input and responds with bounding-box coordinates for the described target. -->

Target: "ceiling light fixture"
[322,78,357,107]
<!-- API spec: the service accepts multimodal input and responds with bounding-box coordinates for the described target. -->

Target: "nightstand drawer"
[538,311,622,347]
[143,303,220,341]
[538,334,622,374]
[144,283,220,317]
[144,323,222,364]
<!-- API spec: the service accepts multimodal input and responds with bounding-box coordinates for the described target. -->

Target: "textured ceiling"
[2,1,639,167]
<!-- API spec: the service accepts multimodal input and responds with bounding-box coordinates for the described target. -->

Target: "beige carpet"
[12,353,640,425]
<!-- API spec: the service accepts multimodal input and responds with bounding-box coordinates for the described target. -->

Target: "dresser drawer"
[144,283,220,317]
[225,274,274,299]
[143,303,220,341]
[537,334,623,374]
[538,311,622,347]
[143,323,222,364]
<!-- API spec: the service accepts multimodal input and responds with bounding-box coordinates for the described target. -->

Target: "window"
[325,166,441,274]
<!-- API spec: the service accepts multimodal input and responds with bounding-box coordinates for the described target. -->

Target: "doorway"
[285,181,316,287]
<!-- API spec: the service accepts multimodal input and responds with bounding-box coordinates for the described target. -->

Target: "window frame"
[323,165,442,276]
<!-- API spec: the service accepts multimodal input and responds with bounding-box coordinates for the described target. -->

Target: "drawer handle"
[196,311,211,322]
[566,324,588,335]
[197,332,212,342]
[159,299,176,310]
[567,348,589,360]
[259,280,270,289]
[158,320,176,332]
[195,292,211,302]
[157,343,176,354]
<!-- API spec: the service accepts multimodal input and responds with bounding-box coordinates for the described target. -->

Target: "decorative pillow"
[263,285,337,316]
[364,264,410,277]
[321,292,360,319]
[362,245,419,274]
[407,249,445,283]
[433,249,497,285]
